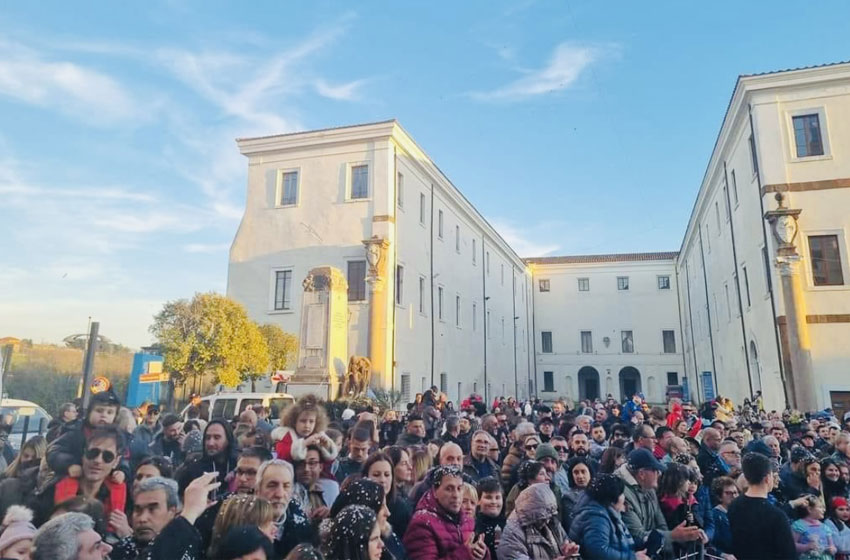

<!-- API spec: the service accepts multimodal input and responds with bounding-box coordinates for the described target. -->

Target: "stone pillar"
[363,236,391,389]
[776,256,816,411]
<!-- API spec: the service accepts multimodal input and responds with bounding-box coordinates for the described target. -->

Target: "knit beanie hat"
[0,506,36,553]
[535,443,559,463]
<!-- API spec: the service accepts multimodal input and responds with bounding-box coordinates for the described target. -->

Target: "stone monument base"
[284,369,338,400]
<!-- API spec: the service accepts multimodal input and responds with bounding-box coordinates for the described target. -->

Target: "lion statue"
[340,355,372,398]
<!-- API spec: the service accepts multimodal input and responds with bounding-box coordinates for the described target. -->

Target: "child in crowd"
[793,495,837,560]
[474,476,505,560]
[826,497,850,560]
[273,395,338,468]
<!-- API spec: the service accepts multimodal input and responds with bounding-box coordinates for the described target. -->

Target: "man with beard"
[233,447,273,495]
[148,414,185,466]
[293,445,337,521]
[589,422,608,459]
[256,459,314,558]
[457,415,473,455]
[110,477,178,560]
[174,420,237,497]
[609,423,630,448]
[568,431,599,472]
[537,416,555,443]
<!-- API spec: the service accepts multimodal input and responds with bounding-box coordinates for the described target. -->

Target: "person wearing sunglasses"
[32,426,126,527]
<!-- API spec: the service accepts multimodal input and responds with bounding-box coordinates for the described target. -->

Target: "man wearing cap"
[616,448,702,554]
[779,447,818,500]
[131,405,162,467]
[537,416,555,443]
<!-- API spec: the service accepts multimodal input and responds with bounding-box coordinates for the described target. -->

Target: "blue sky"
[2,1,850,348]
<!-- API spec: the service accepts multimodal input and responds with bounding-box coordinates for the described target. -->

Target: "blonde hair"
[463,482,478,503]
[282,394,328,435]
[411,448,433,483]
[209,495,275,557]
[4,435,46,478]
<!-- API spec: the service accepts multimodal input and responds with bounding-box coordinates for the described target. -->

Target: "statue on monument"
[340,355,372,398]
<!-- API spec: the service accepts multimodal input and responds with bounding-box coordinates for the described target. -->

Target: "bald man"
[410,442,465,506]
[697,428,729,488]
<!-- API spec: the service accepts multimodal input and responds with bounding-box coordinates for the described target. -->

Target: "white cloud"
[0,39,141,124]
[183,242,231,254]
[490,219,561,258]
[470,43,598,102]
[315,78,369,101]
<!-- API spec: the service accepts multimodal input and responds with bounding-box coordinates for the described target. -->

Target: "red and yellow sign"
[90,376,111,394]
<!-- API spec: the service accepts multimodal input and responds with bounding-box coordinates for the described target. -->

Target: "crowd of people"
[0,386,848,559]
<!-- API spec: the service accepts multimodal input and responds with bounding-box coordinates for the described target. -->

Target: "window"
[731,170,739,206]
[401,373,411,402]
[705,224,711,252]
[419,193,426,225]
[273,270,292,310]
[724,283,731,321]
[487,311,491,338]
[418,276,426,314]
[501,317,505,342]
[809,234,845,286]
[762,246,773,292]
[397,173,404,208]
[657,275,671,290]
[667,372,679,386]
[440,372,448,394]
[279,171,298,206]
[350,165,368,199]
[438,210,444,238]
[743,266,752,307]
[539,279,550,292]
[541,331,553,353]
[621,330,634,353]
[455,225,460,252]
[662,330,676,353]
[395,265,404,305]
[578,277,590,292]
[792,114,825,157]
[733,273,740,316]
[472,239,477,264]
[543,371,554,392]
[347,261,367,302]
[715,201,721,229]
[749,135,759,175]
[438,286,444,320]
[723,187,731,221]
[486,252,490,275]
[472,302,477,331]
[455,295,461,327]
[581,331,593,353]
[617,276,629,291]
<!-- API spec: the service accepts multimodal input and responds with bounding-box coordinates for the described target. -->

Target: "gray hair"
[136,476,181,510]
[256,459,294,490]
[514,422,537,440]
[576,415,593,425]
[32,512,93,560]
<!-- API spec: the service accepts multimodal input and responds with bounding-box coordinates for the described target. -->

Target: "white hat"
[341,408,356,421]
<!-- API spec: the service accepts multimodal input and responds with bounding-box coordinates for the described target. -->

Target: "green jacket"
[614,463,672,555]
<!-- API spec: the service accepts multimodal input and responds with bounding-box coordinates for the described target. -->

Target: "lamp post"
[764,192,815,411]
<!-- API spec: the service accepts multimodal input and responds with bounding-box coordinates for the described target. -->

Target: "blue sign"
[126,353,166,407]
[682,377,690,403]
[701,371,715,401]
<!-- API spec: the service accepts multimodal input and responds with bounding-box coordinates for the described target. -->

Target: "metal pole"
[81,322,100,408]
[0,344,13,401]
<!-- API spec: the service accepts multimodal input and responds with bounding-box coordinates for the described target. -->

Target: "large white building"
[228,61,850,411]
[527,253,685,405]
[228,121,535,406]
[678,61,850,413]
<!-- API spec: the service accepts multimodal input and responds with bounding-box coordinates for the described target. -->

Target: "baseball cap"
[628,448,664,472]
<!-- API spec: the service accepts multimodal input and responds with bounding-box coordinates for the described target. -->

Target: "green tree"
[150,293,270,390]
[258,324,298,372]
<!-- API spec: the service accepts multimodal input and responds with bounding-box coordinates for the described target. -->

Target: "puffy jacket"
[500,443,525,488]
[615,463,672,554]
[498,484,567,560]
[570,494,636,560]
[402,488,486,560]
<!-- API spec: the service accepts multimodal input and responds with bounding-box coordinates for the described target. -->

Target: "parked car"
[180,391,294,422]
[0,398,52,450]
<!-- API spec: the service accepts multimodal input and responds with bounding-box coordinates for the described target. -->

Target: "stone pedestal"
[777,256,816,411]
[363,236,391,390]
[289,267,348,400]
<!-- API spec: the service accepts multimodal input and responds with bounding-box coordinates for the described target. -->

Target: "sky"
[2,1,850,349]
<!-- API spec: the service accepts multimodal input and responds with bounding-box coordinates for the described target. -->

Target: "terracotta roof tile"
[525,251,679,265]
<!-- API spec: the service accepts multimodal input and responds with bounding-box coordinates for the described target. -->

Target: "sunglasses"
[525,443,539,451]
[554,446,568,453]
[84,447,116,463]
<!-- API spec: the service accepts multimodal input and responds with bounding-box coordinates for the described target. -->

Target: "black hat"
[90,389,120,408]
[628,448,664,472]
[538,416,554,425]
[791,446,812,463]
[588,473,626,505]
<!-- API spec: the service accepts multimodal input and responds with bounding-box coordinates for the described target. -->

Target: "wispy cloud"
[490,219,562,258]
[470,42,599,102]
[0,39,142,124]
[314,78,369,101]
[183,242,231,254]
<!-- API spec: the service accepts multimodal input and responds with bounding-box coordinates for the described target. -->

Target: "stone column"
[776,256,816,411]
[363,236,391,389]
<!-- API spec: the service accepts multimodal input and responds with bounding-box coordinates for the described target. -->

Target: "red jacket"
[54,476,126,518]
[402,488,489,560]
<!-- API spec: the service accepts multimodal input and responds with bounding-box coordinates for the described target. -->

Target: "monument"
[286,266,349,400]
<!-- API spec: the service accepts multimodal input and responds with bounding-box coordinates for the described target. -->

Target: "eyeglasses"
[84,448,116,463]
[236,468,258,477]
[722,450,742,456]
[525,444,539,451]
[554,446,568,453]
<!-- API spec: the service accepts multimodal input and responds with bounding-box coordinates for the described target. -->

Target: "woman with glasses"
[500,423,538,488]
[710,476,739,559]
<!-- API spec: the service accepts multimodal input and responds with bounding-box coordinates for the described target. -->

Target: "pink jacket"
[402,488,490,560]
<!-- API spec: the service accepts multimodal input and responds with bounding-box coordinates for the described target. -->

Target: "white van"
[0,398,52,450]
[180,391,295,422]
